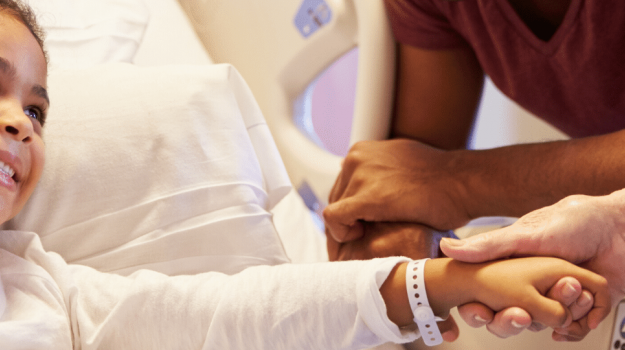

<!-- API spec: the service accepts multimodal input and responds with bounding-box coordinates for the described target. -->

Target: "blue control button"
[620,317,625,339]
[294,0,332,38]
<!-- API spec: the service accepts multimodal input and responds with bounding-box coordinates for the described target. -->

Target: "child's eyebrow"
[32,85,49,106]
[0,56,49,106]
[0,57,17,78]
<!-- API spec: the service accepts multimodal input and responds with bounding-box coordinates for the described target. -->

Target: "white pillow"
[28,0,149,70]
[1,63,291,276]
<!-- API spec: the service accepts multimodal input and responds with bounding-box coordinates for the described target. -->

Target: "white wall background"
[471,78,568,150]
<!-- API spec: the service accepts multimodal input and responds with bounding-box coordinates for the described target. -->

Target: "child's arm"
[380,257,611,332]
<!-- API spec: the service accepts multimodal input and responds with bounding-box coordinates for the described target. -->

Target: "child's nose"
[0,104,34,143]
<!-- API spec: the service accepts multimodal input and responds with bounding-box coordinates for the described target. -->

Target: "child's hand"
[426,257,611,335]
[546,278,595,341]
[470,257,610,332]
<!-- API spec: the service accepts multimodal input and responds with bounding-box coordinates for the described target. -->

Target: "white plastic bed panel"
[178,0,395,205]
[134,0,212,66]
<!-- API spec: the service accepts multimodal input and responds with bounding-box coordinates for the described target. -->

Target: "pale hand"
[441,192,625,304]
[442,191,625,340]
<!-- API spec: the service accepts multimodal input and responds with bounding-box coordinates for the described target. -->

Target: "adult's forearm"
[391,44,484,150]
[450,130,625,219]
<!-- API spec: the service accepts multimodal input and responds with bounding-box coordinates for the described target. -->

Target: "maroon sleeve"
[384,0,467,49]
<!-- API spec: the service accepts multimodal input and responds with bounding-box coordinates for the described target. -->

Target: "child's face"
[0,13,47,224]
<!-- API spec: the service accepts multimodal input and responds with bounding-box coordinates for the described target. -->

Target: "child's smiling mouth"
[0,160,16,181]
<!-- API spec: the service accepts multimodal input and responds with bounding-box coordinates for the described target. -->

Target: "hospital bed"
[4,0,619,349]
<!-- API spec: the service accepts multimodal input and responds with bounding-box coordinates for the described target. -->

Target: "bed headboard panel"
[177,0,395,205]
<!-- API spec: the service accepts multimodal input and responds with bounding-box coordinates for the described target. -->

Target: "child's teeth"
[0,161,15,178]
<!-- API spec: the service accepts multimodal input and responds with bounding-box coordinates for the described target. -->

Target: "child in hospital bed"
[0,1,611,349]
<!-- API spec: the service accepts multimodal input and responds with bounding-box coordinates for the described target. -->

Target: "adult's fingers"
[457,303,494,328]
[547,280,594,340]
[522,276,578,335]
[523,294,572,330]
[526,322,547,332]
[325,155,363,242]
[549,291,594,340]
[331,222,437,261]
[569,290,594,321]
[485,307,533,338]
[552,316,589,342]
[571,274,611,330]
[323,199,368,242]
[325,230,341,261]
[457,303,534,338]
[533,270,611,332]
[547,277,582,305]
[327,155,355,205]
[438,314,460,342]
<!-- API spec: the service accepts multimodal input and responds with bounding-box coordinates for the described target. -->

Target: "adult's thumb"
[323,200,366,243]
[440,229,521,263]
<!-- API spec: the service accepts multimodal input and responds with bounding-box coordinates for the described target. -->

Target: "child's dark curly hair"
[0,0,46,58]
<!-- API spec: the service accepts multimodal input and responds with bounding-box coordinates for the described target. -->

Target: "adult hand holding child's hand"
[442,191,625,340]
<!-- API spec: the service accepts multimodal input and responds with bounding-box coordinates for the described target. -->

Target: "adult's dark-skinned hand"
[326,221,454,261]
[324,139,472,244]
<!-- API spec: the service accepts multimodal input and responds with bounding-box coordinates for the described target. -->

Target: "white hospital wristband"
[405,259,443,346]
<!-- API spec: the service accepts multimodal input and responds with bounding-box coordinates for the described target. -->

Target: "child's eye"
[24,106,45,125]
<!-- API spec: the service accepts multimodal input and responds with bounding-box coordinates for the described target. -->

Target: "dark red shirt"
[385,0,625,137]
